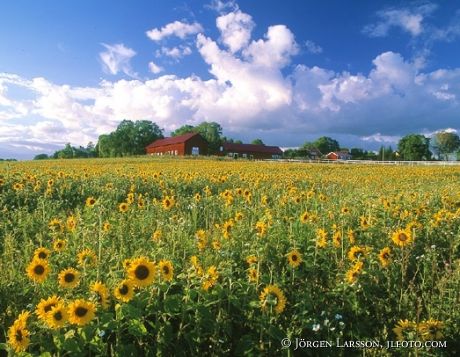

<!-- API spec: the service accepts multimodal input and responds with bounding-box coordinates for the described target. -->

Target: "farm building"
[307,148,323,160]
[326,150,352,160]
[221,142,283,159]
[145,132,208,156]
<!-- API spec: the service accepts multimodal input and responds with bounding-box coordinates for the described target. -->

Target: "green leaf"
[128,319,148,337]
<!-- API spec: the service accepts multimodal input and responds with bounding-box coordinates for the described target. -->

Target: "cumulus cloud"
[207,0,238,14]
[156,46,193,59]
[148,61,163,74]
[146,21,203,41]
[363,3,437,37]
[216,10,254,53]
[2,9,460,159]
[99,43,137,77]
[304,40,323,54]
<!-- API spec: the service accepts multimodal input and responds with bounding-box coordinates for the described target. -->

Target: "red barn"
[221,142,283,159]
[145,132,208,156]
[326,151,352,160]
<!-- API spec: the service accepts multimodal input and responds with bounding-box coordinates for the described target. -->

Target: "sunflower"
[45,303,68,329]
[259,284,287,314]
[114,279,135,302]
[36,295,63,322]
[418,319,444,340]
[378,247,392,268]
[287,249,302,268]
[33,247,51,260]
[159,260,174,282]
[391,229,413,247]
[67,299,96,326]
[7,321,30,353]
[212,239,221,251]
[341,206,350,214]
[66,215,77,232]
[359,216,371,230]
[77,248,97,267]
[316,228,328,248]
[246,255,258,265]
[345,267,360,284]
[91,281,110,310]
[85,196,96,207]
[345,261,363,284]
[127,257,156,287]
[162,196,175,210]
[48,218,63,232]
[190,256,204,276]
[248,267,258,282]
[194,192,201,202]
[58,268,80,289]
[53,239,66,252]
[347,246,368,262]
[123,259,133,270]
[118,202,129,213]
[102,221,111,232]
[332,231,342,248]
[235,212,244,221]
[347,229,356,244]
[26,258,50,283]
[222,219,234,239]
[299,211,310,224]
[392,319,416,341]
[195,230,207,251]
[255,221,267,237]
[152,230,162,242]
[202,265,219,291]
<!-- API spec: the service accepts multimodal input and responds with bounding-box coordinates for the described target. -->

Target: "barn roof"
[146,132,201,149]
[223,142,283,154]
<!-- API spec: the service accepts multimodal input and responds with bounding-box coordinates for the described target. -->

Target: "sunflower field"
[0,157,459,356]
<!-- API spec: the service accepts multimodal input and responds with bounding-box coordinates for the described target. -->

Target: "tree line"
[33,119,460,161]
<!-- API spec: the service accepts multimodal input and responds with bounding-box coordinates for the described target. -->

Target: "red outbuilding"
[145,132,208,156]
[221,142,283,159]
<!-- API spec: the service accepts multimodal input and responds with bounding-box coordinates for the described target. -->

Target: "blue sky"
[1,0,460,159]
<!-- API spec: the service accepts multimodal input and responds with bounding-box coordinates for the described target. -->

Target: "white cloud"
[146,21,203,41]
[216,10,254,53]
[363,4,437,37]
[304,40,323,54]
[148,61,163,74]
[243,25,299,68]
[207,0,238,14]
[2,10,460,159]
[156,46,193,59]
[99,43,137,77]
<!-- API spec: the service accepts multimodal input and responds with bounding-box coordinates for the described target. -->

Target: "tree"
[96,120,163,157]
[251,139,265,145]
[313,136,340,154]
[432,131,460,160]
[33,154,49,160]
[170,121,224,155]
[397,134,431,161]
[171,125,195,137]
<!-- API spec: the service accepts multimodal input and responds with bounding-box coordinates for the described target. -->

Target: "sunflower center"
[382,253,389,260]
[292,255,298,261]
[54,311,63,321]
[15,329,23,341]
[44,303,56,313]
[119,284,129,295]
[399,233,408,241]
[134,265,149,280]
[34,265,45,275]
[429,326,437,334]
[75,307,88,317]
[64,273,75,283]
[38,252,47,259]
[162,266,170,275]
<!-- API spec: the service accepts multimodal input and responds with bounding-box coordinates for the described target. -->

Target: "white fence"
[267,159,460,166]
